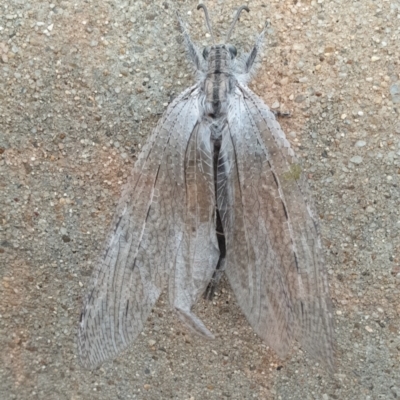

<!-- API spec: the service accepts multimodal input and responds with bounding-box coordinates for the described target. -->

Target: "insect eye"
[203,47,210,60]
[228,45,237,59]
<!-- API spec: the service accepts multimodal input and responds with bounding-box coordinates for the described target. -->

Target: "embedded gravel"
[1,1,400,399]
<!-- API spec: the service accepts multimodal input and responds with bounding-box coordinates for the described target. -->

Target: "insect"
[78,4,335,370]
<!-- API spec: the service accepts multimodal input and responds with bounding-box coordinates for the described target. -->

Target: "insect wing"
[169,121,220,338]
[218,84,334,369]
[78,85,202,368]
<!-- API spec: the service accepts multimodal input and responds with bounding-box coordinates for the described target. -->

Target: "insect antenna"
[197,3,215,44]
[225,5,250,42]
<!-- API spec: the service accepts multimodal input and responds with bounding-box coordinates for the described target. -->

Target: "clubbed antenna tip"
[226,5,250,42]
[197,3,215,44]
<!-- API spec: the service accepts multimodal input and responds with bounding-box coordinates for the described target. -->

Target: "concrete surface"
[1,0,399,399]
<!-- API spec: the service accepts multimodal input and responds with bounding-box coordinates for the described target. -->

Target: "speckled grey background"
[1,0,399,399]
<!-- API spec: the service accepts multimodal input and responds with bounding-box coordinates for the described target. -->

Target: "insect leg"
[244,24,268,74]
[176,12,204,72]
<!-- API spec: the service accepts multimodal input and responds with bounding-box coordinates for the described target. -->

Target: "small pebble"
[294,94,305,103]
[390,83,400,103]
[355,140,366,147]
[62,235,71,242]
[271,101,280,109]
[350,155,363,164]
[292,43,305,52]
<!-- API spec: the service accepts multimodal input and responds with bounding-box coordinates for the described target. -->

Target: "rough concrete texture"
[1,0,400,399]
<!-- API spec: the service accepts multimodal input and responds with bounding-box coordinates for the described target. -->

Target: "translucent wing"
[217,83,334,369]
[168,121,220,339]
[78,85,219,368]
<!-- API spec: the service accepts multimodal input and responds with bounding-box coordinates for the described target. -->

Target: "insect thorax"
[202,45,237,119]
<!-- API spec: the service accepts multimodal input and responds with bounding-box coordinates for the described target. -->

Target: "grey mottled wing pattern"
[78,85,214,368]
[169,121,220,339]
[217,83,334,369]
